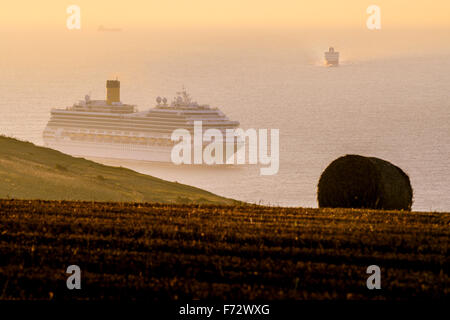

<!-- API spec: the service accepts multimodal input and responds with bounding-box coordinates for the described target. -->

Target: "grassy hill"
[0,136,235,205]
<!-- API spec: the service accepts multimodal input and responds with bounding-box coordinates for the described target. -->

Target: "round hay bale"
[317,155,413,210]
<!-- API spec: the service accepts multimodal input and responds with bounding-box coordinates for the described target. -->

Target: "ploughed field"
[0,199,448,300]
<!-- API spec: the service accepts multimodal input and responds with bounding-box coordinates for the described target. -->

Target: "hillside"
[0,136,235,205]
[0,199,448,300]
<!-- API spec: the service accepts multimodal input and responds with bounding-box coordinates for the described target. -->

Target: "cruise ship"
[43,80,241,163]
[324,47,339,66]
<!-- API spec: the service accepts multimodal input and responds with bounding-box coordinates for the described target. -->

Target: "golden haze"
[0,0,450,30]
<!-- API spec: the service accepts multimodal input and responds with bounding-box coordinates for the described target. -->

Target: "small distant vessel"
[324,47,339,66]
[43,80,241,163]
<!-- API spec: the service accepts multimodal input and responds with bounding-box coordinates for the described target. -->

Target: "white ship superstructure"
[43,80,240,163]
[324,47,339,66]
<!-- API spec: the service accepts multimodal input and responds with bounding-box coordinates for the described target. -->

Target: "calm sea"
[0,30,449,211]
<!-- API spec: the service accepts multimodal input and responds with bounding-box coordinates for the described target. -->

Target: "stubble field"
[0,199,448,301]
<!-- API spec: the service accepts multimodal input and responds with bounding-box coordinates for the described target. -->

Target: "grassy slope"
[0,200,448,300]
[0,136,235,205]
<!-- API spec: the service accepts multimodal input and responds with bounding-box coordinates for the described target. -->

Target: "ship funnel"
[106,80,120,105]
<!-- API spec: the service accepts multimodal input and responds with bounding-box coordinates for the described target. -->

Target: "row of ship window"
[65,133,176,146]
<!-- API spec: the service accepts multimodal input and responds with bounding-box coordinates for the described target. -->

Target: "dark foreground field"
[0,199,448,301]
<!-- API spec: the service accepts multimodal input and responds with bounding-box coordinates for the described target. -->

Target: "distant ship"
[324,47,339,66]
[43,80,241,163]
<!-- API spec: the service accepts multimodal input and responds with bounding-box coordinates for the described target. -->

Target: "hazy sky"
[1,0,450,30]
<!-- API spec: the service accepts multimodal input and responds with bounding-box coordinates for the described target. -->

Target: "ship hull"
[45,140,173,162]
[324,52,339,66]
[44,139,244,164]
[325,60,339,66]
